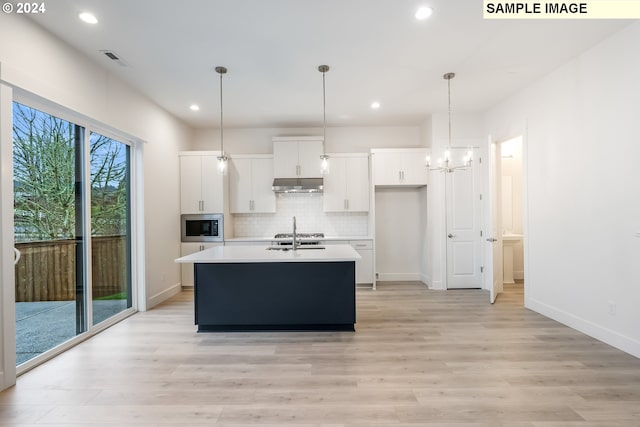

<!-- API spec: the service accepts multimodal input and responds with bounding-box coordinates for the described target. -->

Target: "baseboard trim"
[376,273,422,282]
[526,297,640,359]
[148,283,182,309]
[514,270,524,280]
[420,273,430,287]
[429,280,445,290]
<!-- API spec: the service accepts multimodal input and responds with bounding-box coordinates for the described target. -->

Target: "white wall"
[375,188,427,281]
[484,22,640,357]
[191,126,421,153]
[0,14,192,389]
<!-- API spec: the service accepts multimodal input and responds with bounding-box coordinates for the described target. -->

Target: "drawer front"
[349,240,373,250]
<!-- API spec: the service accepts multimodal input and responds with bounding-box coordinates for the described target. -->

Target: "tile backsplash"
[232,193,369,237]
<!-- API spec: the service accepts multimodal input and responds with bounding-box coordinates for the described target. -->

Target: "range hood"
[272,178,323,193]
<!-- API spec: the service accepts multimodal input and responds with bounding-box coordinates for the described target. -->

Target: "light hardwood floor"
[1,282,639,426]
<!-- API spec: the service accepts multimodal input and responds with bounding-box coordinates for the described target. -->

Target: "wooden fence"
[14,235,128,302]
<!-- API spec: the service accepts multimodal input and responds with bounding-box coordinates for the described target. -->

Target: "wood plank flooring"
[1,282,639,426]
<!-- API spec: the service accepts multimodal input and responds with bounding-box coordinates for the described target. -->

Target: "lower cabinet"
[180,242,223,287]
[351,240,374,285]
[324,239,374,286]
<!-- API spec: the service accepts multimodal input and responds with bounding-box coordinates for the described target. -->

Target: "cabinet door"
[180,242,205,286]
[323,157,347,212]
[251,158,276,213]
[273,140,300,177]
[180,156,203,213]
[345,156,370,212]
[373,151,402,185]
[351,240,373,284]
[297,140,324,178]
[229,158,253,213]
[200,155,224,213]
[181,243,221,286]
[400,151,429,186]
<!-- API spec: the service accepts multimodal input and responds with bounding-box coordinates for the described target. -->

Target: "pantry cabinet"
[229,155,276,213]
[323,154,370,212]
[179,151,225,213]
[273,137,324,178]
[372,148,429,187]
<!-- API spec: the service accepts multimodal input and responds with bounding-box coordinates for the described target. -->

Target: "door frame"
[1,82,17,390]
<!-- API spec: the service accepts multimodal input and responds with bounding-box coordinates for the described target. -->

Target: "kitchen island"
[175,244,360,332]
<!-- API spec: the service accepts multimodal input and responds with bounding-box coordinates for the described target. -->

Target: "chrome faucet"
[292,216,298,251]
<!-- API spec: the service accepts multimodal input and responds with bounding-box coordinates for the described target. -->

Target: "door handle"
[486,237,498,242]
[448,234,455,238]
[14,248,21,265]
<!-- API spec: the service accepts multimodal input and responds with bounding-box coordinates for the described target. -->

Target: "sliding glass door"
[90,132,132,325]
[13,102,134,367]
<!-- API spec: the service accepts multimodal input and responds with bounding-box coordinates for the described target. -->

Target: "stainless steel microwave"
[181,214,224,242]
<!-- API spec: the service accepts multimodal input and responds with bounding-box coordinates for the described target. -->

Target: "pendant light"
[425,72,472,173]
[319,65,330,175]
[215,66,229,175]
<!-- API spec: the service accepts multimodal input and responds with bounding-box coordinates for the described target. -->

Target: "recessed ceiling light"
[415,6,433,20]
[79,12,98,24]
[371,102,381,109]
[190,104,200,111]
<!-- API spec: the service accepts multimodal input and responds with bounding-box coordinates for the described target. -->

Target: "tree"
[13,102,129,242]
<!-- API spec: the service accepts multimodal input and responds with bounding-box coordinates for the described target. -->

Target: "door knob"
[448,234,455,238]
[14,248,21,265]
[486,237,497,242]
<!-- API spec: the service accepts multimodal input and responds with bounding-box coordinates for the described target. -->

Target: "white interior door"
[486,140,504,303]
[445,149,481,289]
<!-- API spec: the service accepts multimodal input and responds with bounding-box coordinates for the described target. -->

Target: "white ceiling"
[30,0,630,129]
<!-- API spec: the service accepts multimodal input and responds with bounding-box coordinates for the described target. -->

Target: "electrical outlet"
[608,301,616,316]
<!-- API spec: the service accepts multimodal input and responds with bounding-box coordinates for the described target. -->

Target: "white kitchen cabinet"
[372,148,429,187]
[180,242,223,287]
[229,155,276,213]
[323,154,370,212]
[273,137,324,178]
[323,239,374,286]
[180,151,224,213]
[351,240,374,286]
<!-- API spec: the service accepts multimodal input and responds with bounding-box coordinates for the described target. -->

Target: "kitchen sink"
[266,246,326,251]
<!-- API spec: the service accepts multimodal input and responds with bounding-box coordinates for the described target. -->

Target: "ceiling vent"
[100,50,128,67]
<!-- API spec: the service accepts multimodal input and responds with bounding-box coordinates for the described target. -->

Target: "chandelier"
[425,72,472,173]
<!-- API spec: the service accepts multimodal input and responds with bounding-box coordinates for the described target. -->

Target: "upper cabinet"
[273,137,324,178]
[229,155,276,213]
[371,148,429,187]
[323,154,370,212]
[180,151,225,213]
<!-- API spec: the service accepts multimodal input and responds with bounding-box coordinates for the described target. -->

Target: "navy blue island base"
[194,261,356,332]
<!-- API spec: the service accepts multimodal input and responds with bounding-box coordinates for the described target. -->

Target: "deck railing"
[14,235,127,302]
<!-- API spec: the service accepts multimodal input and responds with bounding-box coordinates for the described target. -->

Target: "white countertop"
[175,244,361,264]
[224,236,373,243]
